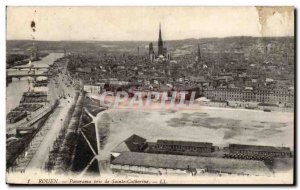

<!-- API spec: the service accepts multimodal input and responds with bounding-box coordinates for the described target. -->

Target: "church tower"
[149,42,154,55]
[196,44,202,67]
[197,44,201,61]
[149,42,155,62]
[158,23,164,56]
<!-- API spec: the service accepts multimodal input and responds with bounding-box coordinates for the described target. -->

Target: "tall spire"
[159,22,162,40]
[197,44,201,61]
[158,22,164,55]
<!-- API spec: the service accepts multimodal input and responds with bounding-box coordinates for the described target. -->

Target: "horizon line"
[6,35,295,43]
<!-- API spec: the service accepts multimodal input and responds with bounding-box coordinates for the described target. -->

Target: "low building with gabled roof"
[111,134,147,159]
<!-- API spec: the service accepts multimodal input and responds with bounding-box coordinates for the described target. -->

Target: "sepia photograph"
[5,6,295,185]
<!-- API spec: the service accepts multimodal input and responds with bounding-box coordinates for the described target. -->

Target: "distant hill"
[7,36,294,55]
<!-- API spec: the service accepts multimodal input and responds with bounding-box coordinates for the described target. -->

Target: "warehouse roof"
[156,140,213,148]
[111,152,272,176]
[229,144,291,153]
[112,134,146,153]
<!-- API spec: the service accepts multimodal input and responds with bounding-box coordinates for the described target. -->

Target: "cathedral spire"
[159,22,162,40]
[158,22,164,55]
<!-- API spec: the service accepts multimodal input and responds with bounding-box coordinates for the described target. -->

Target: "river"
[6,53,64,113]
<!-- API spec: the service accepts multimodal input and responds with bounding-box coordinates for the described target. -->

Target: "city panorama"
[6,6,295,185]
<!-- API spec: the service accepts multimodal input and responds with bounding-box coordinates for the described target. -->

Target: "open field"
[95,106,294,160]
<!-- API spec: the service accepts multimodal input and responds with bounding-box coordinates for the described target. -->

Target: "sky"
[6,7,294,41]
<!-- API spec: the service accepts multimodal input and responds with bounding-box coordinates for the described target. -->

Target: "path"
[26,98,72,171]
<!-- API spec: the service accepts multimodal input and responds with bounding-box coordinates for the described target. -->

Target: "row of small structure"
[109,134,292,176]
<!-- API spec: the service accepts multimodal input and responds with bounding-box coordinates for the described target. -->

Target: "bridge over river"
[7,65,50,71]
[7,70,51,81]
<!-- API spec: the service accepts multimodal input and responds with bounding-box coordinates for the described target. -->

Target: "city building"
[203,87,294,106]
[111,134,147,159]
[146,140,215,156]
[225,144,292,159]
[109,134,292,176]
[83,85,101,94]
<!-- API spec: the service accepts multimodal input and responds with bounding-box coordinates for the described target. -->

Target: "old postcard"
[6,6,295,185]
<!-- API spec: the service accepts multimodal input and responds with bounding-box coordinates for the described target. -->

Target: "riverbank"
[6,53,64,113]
